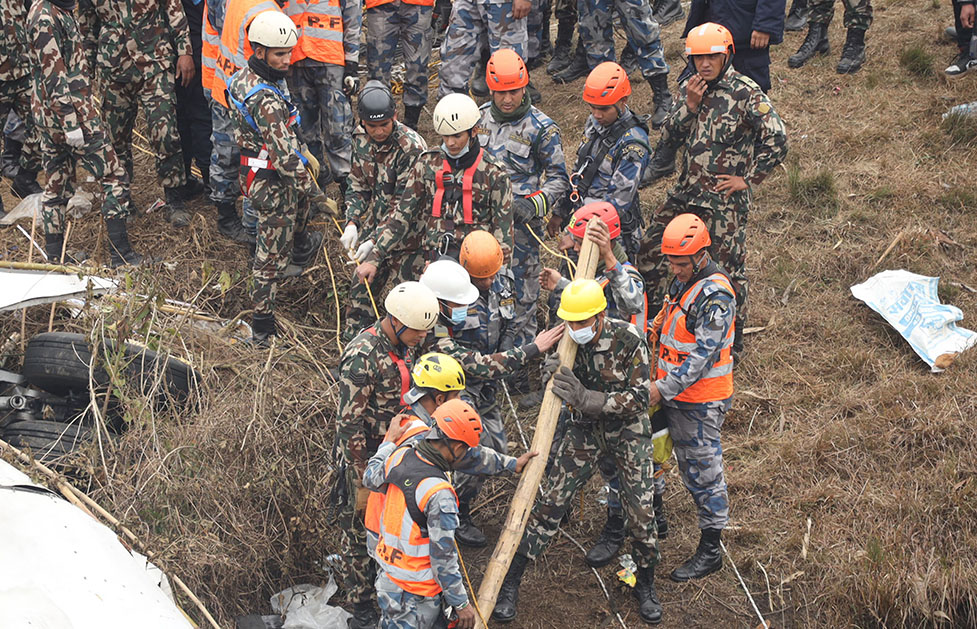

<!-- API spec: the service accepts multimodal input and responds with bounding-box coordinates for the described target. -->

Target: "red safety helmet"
[569,202,622,240]
[661,213,711,256]
[486,48,529,91]
[431,399,483,448]
[583,62,631,106]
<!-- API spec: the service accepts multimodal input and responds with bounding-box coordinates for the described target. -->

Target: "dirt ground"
[3,0,977,627]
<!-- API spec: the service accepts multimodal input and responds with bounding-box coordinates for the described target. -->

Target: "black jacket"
[684,0,786,51]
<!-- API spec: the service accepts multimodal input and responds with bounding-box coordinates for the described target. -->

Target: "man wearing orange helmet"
[556,62,650,259]
[363,399,537,629]
[637,23,786,356]
[650,213,735,582]
[477,49,570,367]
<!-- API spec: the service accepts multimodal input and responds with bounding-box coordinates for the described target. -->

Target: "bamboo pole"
[473,217,602,626]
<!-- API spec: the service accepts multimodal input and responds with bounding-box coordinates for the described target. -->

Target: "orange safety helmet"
[685,22,735,56]
[459,230,504,279]
[486,48,529,91]
[431,399,483,447]
[569,202,622,240]
[661,213,711,256]
[583,62,631,106]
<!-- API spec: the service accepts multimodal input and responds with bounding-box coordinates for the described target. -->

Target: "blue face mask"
[568,322,596,345]
[441,141,470,160]
[449,305,468,325]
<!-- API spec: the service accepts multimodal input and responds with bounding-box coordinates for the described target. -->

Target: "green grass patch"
[788,165,839,217]
[942,111,977,145]
[899,44,935,78]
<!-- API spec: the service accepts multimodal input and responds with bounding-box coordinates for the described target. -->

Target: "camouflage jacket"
[477,101,570,211]
[346,121,427,237]
[554,242,644,322]
[228,64,329,207]
[27,1,98,137]
[662,69,788,212]
[572,316,652,431]
[419,318,541,383]
[78,0,192,83]
[0,1,31,82]
[368,145,514,266]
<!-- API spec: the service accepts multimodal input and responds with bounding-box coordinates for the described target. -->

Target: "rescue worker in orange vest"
[282,0,361,189]
[650,213,735,582]
[363,399,537,629]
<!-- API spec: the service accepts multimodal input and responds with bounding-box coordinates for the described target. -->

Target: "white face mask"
[568,322,596,345]
[441,140,470,160]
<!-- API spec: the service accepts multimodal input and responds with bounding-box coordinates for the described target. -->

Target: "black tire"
[21,332,198,402]
[0,419,95,462]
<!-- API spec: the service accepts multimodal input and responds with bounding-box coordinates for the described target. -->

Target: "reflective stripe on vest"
[201,3,220,97]
[596,263,648,333]
[282,0,345,66]
[656,273,735,403]
[365,326,411,406]
[432,148,483,225]
[374,446,457,597]
[365,0,433,8]
[213,0,283,108]
[364,417,431,536]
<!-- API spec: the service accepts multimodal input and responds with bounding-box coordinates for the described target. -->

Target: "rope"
[328,215,380,319]
[321,242,344,352]
[721,540,770,628]
[524,221,576,275]
[454,536,490,626]
[500,380,528,450]
[132,130,203,179]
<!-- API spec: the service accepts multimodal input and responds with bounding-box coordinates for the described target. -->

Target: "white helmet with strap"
[420,260,480,305]
[248,10,298,48]
[432,93,481,135]
[385,281,439,331]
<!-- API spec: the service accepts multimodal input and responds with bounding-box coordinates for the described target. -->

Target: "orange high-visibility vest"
[365,0,433,9]
[364,417,432,538]
[656,272,735,403]
[597,262,649,333]
[374,445,457,597]
[201,3,220,98]
[213,0,284,108]
[282,0,345,66]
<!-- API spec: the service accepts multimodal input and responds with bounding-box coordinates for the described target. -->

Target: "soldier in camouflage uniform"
[226,12,335,345]
[492,278,664,626]
[650,213,735,583]
[27,0,146,267]
[788,0,870,74]
[341,81,427,344]
[78,0,194,225]
[477,50,569,357]
[0,1,43,201]
[635,23,787,355]
[337,281,440,629]
[356,93,513,290]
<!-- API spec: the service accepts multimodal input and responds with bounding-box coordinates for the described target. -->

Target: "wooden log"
[472,217,602,626]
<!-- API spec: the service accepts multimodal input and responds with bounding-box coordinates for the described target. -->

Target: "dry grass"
[3,0,977,626]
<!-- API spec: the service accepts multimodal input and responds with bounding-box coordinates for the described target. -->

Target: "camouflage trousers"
[101,69,186,190]
[454,386,507,505]
[509,220,542,348]
[520,415,660,569]
[37,124,130,236]
[437,0,528,98]
[248,177,312,316]
[341,463,377,607]
[210,102,254,231]
[526,0,552,60]
[0,76,41,173]
[343,250,427,344]
[376,572,448,629]
[366,1,433,108]
[636,195,749,337]
[664,404,729,530]
[578,0,669,79]
[287,62,353,186]
[809,0,873,30]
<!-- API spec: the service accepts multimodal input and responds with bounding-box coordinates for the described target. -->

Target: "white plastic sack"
[270,578,351,629]
[850,270,977,372]
[0,192,41,225]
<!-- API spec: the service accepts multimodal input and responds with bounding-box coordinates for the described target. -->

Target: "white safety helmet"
[385,281,439,331]
[420,260,480,306]
[248,10,298,49]
[432,93,481,136]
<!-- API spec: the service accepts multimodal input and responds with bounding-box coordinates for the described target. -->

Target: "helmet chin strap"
[388,314,409,344]
[691,250,707,274]
[707,51,734,88]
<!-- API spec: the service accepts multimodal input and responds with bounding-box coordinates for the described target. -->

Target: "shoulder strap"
[576,117,641,196]
[387,448,449,536]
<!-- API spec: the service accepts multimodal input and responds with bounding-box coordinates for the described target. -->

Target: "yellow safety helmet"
[404,353,466,404]
[556,278,607,321]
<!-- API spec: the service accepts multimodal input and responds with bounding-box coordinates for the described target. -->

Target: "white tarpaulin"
[0,268,117,311]
[850,270,977,372]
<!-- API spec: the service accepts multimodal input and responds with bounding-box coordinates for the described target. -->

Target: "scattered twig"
[780,279,797,306]
[721,540,769,629]
[500,380,528,449]
[948,281,977,294]
[801,517,812,561]
[757,560,774,615]
[871,229,907,271]
[557,528,629,629]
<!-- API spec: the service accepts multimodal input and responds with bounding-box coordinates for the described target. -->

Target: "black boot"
[181,177,207,200]
[163,187,191,227]
[585,508,626,567]
[642,140,677,188]
[216,202,251,244]
[634,566,664,624]
[788,22,829,69]
[43,233,86,265]
[11,169,42,197]
[653,494,668,540]
[670,528,723,582]
[547,19,575,75]
[347,600,379,629]
[491,553,529,623]
[284,230,323,277]
[403,104,422,130]
[251,313,278,348]
[647,74,674,130]
[470,55,490,98]
[455,502,488,547]
[836,28,866,74]
[784,0,809,31]
[652,0,685,27]
[1,137,23,179]
[527,80,541,105]
[552,43,590,84]
[105,218,146,268]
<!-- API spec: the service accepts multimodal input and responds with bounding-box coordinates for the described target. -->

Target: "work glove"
[340,223,358,250]
[513,193,548,223]
[301,148,321,181]
[343,61,359,96]
[317,196,339,218]
[551,366,606,416]
[354,239,374,263]
[65,128,85,149]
